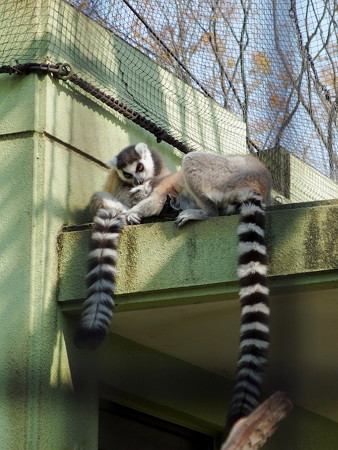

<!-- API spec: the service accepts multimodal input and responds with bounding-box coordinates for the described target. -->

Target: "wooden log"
[220,391,293,450]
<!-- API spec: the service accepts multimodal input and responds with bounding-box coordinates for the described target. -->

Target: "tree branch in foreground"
[221,391,293,450]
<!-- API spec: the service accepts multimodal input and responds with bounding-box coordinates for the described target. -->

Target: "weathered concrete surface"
[58,200,338,309]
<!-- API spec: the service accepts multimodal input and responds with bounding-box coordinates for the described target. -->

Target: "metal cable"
[0,62,194,154]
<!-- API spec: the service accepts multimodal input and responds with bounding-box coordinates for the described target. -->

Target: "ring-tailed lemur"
[74,143,171,349]
[125,151,272,429]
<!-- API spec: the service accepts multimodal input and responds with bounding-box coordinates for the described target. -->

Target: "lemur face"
[108,143,155,186]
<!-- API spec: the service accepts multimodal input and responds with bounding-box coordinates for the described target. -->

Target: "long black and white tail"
[74,208,126,349]
[227,192,270,428]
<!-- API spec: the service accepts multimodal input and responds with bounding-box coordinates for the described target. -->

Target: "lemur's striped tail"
[227,192,269,428]
[74,208,126,349]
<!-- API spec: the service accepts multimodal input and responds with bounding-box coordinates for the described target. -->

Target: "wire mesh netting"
[0,0,337,202]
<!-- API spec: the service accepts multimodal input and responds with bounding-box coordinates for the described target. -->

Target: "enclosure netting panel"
[0,0,337,201]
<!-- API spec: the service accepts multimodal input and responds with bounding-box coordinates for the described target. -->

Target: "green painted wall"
[0,134,97,448]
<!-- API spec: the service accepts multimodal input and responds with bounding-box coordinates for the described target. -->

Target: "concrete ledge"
[58,200,338,311]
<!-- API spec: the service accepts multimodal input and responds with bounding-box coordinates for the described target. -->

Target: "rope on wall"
[0,61,194,154]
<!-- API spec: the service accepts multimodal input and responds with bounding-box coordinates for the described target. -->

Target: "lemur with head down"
[126,150,272,429]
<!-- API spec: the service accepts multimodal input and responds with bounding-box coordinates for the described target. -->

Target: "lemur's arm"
[127,171,184,224]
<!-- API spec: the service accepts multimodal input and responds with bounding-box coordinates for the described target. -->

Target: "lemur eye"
[136,163,144,172]
[122,171,132,179]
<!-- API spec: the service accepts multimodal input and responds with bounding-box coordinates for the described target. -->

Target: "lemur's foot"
[175,209,210,227]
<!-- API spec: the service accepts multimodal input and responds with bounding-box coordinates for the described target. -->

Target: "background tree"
[74,0,337,181]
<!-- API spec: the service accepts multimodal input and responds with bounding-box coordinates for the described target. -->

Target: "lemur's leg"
[175,165,219,226]
[175,208,217,227]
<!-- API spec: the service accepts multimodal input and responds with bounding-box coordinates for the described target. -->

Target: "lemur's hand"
[128,181,153,206]
[126,210,141,225]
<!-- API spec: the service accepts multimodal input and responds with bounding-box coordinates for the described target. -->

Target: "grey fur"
[126,152,271,224]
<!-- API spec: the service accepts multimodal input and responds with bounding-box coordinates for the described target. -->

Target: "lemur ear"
[107,156,117,168]
[135,142,149,158]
